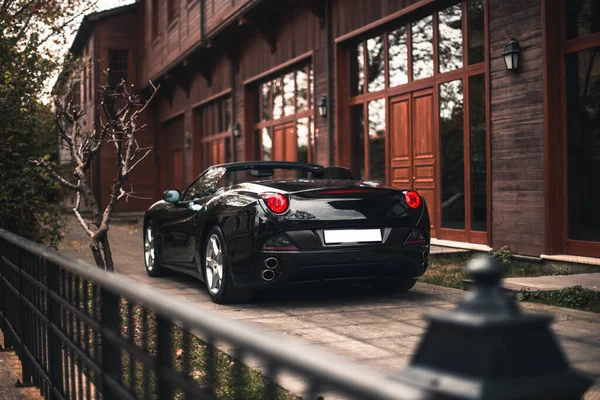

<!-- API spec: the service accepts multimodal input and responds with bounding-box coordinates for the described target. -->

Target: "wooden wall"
[488,0,545,256]
[331,0,424,38]
[94,10,159,211]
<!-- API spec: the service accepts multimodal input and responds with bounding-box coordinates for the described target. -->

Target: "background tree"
[0,0,101,246]
[33,79,159,271]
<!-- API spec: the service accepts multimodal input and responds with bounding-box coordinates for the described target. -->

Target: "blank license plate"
[323,229,382,244]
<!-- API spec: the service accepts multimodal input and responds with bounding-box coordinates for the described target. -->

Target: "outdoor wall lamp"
[233,122,242,138]
[502,38,521,72]
[318,96,328,118]
[185,132,192,150]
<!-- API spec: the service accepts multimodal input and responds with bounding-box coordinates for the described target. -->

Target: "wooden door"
[390,89,436,236]
[412,89,436,237]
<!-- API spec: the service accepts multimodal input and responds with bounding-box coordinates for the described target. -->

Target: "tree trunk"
[101,235,115,272]
[90,239,106,270]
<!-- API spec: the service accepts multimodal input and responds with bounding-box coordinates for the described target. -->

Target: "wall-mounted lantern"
[185,132,192,150]
[318,96,328,119]
[502,38,521,72]
[233,122,242,138]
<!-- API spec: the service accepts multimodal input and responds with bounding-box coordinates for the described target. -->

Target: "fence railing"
[0,227,593,400]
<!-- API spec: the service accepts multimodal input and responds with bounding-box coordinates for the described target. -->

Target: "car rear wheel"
[201,226,252,304]
[374,278,417,293]
[144,220,166,277]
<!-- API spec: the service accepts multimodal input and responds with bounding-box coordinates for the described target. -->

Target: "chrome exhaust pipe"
[264,257,279,269]
[422,250,429,261]
[262,269,276,282]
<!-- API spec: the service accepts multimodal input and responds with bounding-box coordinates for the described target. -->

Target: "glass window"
[261,82,271,121]
[565,0,600,39]
[412,15,434,80]
[296,69,308,112]
[566,47,600,241]
[261,127,272,161]
[469,74,487,232]
[439,4,464,73]
[439,79,465,230]
[468,0,485,64]
[272,78,283,120]
[108,50,128,89]
[350,43,365,96]
[309,65,314,107]
[283,72,295,116]
[368,98,386,182]
[350,105,365,179]
[367,36,385,92]
[296,118,309,164]
[388,28,408,87]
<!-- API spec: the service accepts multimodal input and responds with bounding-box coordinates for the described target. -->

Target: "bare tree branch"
[30,159,81,190]
[73,190,95,238]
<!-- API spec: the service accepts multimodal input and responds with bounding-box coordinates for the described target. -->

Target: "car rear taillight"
[405,191,421,209]
[264,193,289,214]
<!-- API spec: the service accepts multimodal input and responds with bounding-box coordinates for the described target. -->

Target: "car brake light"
[264,193,289,214]
[405,191,421,209]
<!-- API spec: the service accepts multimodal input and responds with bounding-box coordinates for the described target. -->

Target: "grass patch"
[419,251,600,290]
[519,286,600,314]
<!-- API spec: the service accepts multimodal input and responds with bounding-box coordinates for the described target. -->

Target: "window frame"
[342,0,490,244]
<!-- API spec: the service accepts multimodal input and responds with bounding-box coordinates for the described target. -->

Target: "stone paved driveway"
[59,216,600,397]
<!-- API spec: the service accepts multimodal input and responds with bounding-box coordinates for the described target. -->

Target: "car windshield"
[183,164,344,201]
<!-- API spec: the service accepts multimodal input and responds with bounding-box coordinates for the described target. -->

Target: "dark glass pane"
[224,97,232,132]
[297,118,309,177]
[468,0,485,64]
[388,27,408,87]
[261,127,272,161]
[439,4,463,73]
[297,69,308,112]
[469,74,487,232]
[412,15,434,80]
[283,72,295,116]
[350,105,365,179]
[367,36,385,92]
[225,137,232,163]
[566,47,600,242]
[272,78,283,120]
[350,43,365,96]
[439,79,465,229]
[565,0,600,39]
[368,98,386,182]
[261,82,271,121]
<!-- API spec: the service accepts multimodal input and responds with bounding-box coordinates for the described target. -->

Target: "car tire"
[144,219,166,277]
[201,226,252,304]
[375,278,417,293]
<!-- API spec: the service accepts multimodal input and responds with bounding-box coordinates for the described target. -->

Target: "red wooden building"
[65,0,600,260]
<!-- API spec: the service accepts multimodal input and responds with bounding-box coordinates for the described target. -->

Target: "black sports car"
[143,161,430,304]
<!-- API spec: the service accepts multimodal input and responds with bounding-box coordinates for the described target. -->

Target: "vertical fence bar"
[141,308,150,400]
[47,262,64,400]
[156,315,174,399]
[100,288,121,398]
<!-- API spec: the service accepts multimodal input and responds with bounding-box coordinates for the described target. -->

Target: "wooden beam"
[238,14,276,53]
[305,0,325,28]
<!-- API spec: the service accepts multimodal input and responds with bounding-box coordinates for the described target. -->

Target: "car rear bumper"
[236,245,429,288]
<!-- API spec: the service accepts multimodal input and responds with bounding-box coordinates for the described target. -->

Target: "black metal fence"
[0,227,593,400]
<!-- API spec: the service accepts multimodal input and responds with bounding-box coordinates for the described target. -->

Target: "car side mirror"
[162,189,181,203]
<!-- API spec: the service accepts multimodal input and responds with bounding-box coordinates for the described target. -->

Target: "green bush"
[519,286,600,313]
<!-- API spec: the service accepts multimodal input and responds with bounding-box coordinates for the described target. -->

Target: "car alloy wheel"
[205,233,224,295]
[144,223,156,271]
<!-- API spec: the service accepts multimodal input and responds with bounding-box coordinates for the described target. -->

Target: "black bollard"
[391,255,592,399]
